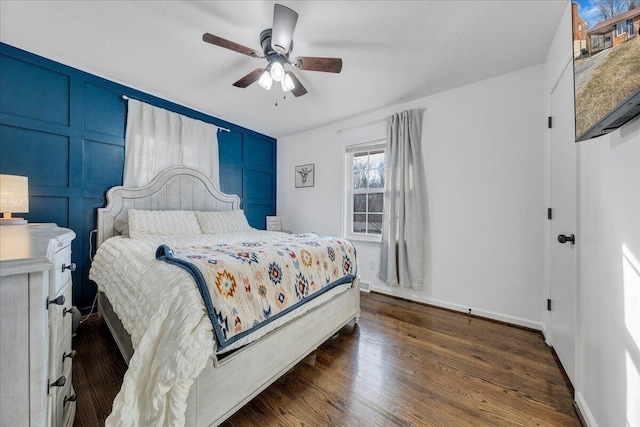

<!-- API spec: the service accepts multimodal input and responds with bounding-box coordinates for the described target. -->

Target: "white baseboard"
[575,392,598,427]
[369,285,545,332]
[540,322,549,343]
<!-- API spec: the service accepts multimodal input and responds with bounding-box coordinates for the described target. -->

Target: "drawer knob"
[62,262,76,272]
[63,306,77,317]
[63,350,76,360]
[63,393,77,407]
[47,295,65,307]
[48,375,66,393]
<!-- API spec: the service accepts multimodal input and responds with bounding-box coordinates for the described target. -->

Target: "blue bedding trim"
[156,244,356,350]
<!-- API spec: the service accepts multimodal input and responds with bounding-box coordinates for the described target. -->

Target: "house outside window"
[345,141,386,240]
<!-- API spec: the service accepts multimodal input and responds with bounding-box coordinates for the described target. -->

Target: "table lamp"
[0,174,29,225]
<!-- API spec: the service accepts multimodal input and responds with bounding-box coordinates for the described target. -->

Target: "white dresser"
[0,224,77,427]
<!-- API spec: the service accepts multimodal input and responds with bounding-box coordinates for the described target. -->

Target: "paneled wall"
[0,43,276,310]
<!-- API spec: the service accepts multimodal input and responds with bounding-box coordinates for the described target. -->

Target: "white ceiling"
[0,1,567,138]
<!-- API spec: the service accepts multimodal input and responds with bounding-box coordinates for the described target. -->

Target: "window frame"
[344,140,386,243]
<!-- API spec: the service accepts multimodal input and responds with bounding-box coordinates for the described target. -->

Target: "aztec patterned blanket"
[156,233,358,350]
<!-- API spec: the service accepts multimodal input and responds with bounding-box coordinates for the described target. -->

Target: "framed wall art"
[266,215,282,231]
[295,164,315,188]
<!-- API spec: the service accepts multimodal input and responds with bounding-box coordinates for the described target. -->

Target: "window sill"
[344,235,382,246]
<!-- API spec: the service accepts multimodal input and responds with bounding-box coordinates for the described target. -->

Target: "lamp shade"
[270,60,285,82]
[282,73,295,92]
[0,174,29,213]
[258,70,273,90]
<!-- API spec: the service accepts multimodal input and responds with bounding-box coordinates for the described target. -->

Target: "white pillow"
[195,210,253,234]
[128,209,201,239]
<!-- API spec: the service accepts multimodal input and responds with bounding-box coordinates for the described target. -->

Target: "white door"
[549,62,577,385]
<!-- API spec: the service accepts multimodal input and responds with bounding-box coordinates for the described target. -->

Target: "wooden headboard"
[96,166,241,247]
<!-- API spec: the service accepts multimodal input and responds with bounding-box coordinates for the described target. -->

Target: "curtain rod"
[337,107,426,134]
[121,95,231,133]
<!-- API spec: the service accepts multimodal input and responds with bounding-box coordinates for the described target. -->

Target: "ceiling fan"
[202,4,342,97]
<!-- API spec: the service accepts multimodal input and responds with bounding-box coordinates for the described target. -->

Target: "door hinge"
[547,299,552,311]
[548,116,553,128]
[548,208,552,220]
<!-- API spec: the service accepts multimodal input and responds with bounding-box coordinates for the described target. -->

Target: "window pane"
[354,153,368,167]
[353,214,366,233]
[369,151,385,168]
[353,194,366,213]
[367,169,384,188]
[368,151,385,189]
[368,193,383,213]
[353,154,368,189]
[368,214,383,234]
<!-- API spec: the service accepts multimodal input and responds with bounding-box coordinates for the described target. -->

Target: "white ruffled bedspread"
[89,231,351,426]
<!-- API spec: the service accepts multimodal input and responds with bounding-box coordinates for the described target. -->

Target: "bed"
[90,166,361,426]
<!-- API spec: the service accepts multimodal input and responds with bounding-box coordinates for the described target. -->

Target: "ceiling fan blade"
[293,57,343,73]
[271,4,298,54]
[233,68,265,88]
[203,33,262,58]
[286,72,308,97]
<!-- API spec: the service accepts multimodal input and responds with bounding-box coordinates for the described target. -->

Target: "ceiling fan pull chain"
[275,83,284,107]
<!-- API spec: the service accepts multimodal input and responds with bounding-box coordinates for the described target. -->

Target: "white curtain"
[379,109,426,289]
[123,99,220,188]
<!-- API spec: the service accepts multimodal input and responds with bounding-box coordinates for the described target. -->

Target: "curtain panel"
[123,99,221,188]
[379,109,426,289]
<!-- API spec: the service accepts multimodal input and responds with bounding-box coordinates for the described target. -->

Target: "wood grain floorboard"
[72,292,579,426]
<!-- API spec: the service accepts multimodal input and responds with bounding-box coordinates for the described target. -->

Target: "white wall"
[278,64,546,330]
[577,118,640,427]
[543,3,640,425]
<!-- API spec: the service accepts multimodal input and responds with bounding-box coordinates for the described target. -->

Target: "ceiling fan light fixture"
[258,70,273,90]
[202,4,338,98]
[270,60,285,82]
[282,73,295,92]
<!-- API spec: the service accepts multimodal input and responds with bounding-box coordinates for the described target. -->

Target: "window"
[616,22,626,37]
[345,142,386,239]
[628,19,635,37]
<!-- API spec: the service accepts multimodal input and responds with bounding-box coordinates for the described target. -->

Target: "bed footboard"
[185,279,360,427]
[98,279,360,427]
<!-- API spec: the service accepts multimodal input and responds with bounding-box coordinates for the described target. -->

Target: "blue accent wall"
[0,43,277,310]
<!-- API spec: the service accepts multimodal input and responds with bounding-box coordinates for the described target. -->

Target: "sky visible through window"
[574,0,632,29]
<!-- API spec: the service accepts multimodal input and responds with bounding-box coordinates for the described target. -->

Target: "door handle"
[557,234,575,245]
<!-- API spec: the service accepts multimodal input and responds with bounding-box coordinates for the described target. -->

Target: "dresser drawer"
[49,284,73,381]
[52,245,73,296]
[52,363,74,427]
[61,389,76,427]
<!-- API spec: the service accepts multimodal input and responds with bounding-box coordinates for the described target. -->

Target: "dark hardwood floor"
[73,292,579,426]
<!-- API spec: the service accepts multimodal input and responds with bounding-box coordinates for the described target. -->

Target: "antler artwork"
[297,167,311,184]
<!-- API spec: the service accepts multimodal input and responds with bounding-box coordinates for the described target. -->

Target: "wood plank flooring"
[72,292,579,426]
